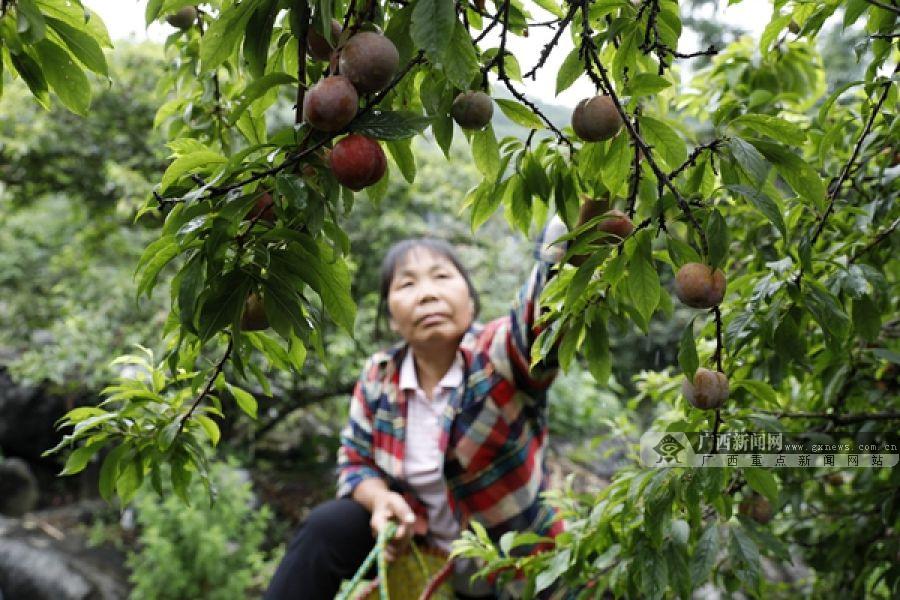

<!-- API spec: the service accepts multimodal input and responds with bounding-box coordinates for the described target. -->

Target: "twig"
[195,9,228,151]
[712,306,724,372]
[525,2,578,79]
[491,0,572,148]
[799,68,897,283]
[626,108,642,218]
[578,2,608,93]
[669,139,724,180]
[157,52,426,204]
[175,336,234,440]
[849,217,900,263]
[578,0,709,255]
[863,0,900,16]
[658,45,719,59]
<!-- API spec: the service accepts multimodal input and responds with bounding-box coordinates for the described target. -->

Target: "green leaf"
[734,379,779,408]
[535,548,571,593]
[34,39,91,115]
[852,294,881,341]
[200,0,260,70]
[443,21,479,89]
[601,131,631,196]
[725,184,787,240]
[145,0,164,25]
[729,525,761,592]
[228,384,258,419]
[744,468,779,505]
[637,543,668,600]
[732,114,805,145]
[583,318,611,385]
[16,0,47,42]
[727,137,770,189]
[495,99,544,130]
[640,115,686,170]
[116,454,143,505]
[532,0,565,18]
[177,253,205,334]
[228,72,296,125]
[706,208,729,270]
[555,47,582,95]
[625,231,660,325]
[678,318,699,381]
[350,110,431,140]
[10,50,50,108]
[60,442,103,476]
[35,0,112,48]
[276,240,357,335]
[803,280,850,342]
[750,139,826,206]
[626,73,672,97]
[45,16,108,76]
[690,523,719,584]
[411,0,455,61]
[472,125,500,179]
[194,414,221,446]
[666,236,701,267]
[196,271,251,342]
[243,0,277,78]
[160,150,227,192]
[98,444,127,502]
[385,139,416,183]
[136,237,180,299]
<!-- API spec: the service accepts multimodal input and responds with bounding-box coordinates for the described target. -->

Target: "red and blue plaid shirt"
[336,218,569,551]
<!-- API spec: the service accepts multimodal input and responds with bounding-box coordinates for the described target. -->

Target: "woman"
[266,204,602,600]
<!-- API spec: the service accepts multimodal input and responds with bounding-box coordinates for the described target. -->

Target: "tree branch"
[849,217,899,263]
[863,0,900,16]
[578,0,709,255]
[800,68,897,283]
[525,2,578,79]
[175,336,234,440]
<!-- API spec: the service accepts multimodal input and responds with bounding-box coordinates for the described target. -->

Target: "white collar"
[399,346,463,392]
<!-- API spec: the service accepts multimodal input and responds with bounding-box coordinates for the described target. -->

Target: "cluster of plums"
[675,262,729,410]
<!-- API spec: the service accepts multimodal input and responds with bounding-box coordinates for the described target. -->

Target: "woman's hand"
[370,491,417,562]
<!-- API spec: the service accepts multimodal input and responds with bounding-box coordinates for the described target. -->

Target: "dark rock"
[0,538,93,600]
[0,459,39,517]
[0,504,128,599]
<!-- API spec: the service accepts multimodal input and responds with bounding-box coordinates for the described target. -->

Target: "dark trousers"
[264,497,496,600]
[264,497,377,600]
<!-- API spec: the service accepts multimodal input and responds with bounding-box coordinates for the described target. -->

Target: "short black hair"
[374,238,481,340]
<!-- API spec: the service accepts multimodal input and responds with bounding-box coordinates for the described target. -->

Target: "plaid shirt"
[336,218,569,552]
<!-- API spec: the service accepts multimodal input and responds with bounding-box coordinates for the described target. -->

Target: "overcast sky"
[85,0,769,108]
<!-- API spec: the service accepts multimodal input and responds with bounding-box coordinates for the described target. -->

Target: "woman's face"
[387,246,475,347]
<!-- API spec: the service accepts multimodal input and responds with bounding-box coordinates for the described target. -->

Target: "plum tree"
[682,368,729,410]
[329,134,386,190]
[165,6,197,30]
[571,95,623,142]
[307,19,343,62]
[451,91,494,130]
[674,262,726,308]
[338,31,399,93]
[302,76,358,132]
